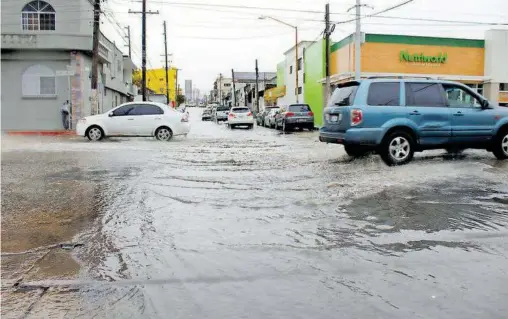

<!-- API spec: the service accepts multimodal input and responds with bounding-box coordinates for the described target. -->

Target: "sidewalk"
[5,130,76,136]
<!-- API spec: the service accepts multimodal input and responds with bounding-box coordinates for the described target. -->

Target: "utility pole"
[91,0,101,115]
[231,69,236,106]
[125,26,131,58]
[355,0,361,80]
[255,59,259,112]
[174,68,180,106]
[324,3,331,123]
[219,73,222,104]
[163,21,170,105]
[129,5,159,101]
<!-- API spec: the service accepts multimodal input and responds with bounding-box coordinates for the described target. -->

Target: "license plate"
[297,119,306,122]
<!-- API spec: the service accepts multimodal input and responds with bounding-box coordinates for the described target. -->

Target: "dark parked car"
[275,104,315,132]
[202,107,212,121]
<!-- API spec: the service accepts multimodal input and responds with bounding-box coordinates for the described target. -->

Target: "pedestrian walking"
[61,100,70,130]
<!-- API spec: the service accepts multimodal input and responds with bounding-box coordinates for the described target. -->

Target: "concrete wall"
[484,30,508,83]
[1,50,71,130]
[1,0,93,50]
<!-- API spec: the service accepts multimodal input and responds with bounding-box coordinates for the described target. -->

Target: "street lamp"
[259,16,299,103]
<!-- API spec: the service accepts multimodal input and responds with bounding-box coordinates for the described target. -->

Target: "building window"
[500,83,508,92]
[297,58,303,71]
[297,87,302,94]
[22,64,56,96]
[303,73,306,84]
[289,65,293,74]
[224,83,231,87]
[21,1,55,31]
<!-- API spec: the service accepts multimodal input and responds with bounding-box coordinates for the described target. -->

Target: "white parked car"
[76,102,190,141]
[227,107,254,129]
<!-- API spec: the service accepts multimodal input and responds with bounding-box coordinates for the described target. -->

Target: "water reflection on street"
[2,108,508,318]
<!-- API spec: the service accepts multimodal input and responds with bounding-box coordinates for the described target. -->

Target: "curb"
[6,131,76,136]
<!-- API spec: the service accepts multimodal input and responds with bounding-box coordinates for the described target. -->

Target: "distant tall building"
[185,80,193,101]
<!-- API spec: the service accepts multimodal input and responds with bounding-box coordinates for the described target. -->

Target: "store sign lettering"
[400,50,447,63]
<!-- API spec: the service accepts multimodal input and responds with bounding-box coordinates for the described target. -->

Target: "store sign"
[400,50,448,63]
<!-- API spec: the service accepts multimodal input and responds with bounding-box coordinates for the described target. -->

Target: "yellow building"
[133,67,178,102]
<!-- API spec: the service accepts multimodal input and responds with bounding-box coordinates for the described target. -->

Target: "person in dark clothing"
[61,100,70,130]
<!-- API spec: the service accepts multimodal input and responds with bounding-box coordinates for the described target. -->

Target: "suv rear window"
[232,108,249,113]
[288,104,311,112]
[217,106,229,111]
[367,82,400,106]
[329,85,358,106]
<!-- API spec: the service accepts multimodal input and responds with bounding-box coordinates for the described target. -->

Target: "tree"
[176,94,185,106]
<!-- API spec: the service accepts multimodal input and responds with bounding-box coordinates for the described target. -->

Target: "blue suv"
[319,79,508,165]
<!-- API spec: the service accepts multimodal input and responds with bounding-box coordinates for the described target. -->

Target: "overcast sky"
[102,0,508,93]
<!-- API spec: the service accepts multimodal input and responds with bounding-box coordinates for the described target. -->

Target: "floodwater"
[2,108,508,318]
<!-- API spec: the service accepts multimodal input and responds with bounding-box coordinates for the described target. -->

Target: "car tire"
[344,145,371,158]
[379,131,415,166]
[230,124,235,129]
[86,125,104,141]
[492,129,508,160]
[155,126,173,141]
[249,124,254,130]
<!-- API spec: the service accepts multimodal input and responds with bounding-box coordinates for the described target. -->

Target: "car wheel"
[230,124,235,129]
[380,131,415,166]
[492,129,508,160]
[155,126,173,141]
[344,145,371,158]
[86,125,104,141]
[249,124,254,130]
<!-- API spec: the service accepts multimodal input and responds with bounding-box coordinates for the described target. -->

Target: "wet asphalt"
[2,108,508,318]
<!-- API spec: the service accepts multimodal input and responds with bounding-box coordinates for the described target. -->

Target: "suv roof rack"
[366,76,435,80]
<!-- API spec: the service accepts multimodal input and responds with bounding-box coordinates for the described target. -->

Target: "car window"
[112,104,135,116]
[131,104,164,115]
[217,106,229,111]
[288,104,311,112]
[405,83,445,107]
[367,82,400,106]
[329,85,358,107]
[232,108,249,113]
[442,84,481,108]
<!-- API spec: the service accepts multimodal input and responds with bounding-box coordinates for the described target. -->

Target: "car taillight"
[308,111,314,116]
[229,113,236,118]
[285,112,295,117]
[247,112,252,116]
[351,109,363,126]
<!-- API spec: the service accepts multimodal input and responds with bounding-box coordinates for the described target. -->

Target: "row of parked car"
[256,104,315,132]
[202,104,255,129]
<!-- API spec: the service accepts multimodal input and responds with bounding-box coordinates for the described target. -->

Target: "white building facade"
[277,41,315,106]
[1,0,136,131]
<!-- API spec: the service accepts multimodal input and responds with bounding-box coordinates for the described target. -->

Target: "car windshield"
[329,84,359,106]
[288,104,311,112]
[217,106,229,111]
[232,108,249,113]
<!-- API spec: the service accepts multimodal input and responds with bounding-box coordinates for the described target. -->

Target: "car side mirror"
[108,112,114,117]
[481,99,490,109]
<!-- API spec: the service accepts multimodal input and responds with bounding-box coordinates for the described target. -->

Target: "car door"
[442,83,495,143]
[129,104,165,136]
[107,104,136,135]
[405,82,451,146]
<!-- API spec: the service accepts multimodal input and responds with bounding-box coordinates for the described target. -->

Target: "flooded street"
[2,108,508,318]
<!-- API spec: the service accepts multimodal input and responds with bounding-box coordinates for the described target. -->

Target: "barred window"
[21,1,55,31]
[22,64,56,96]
